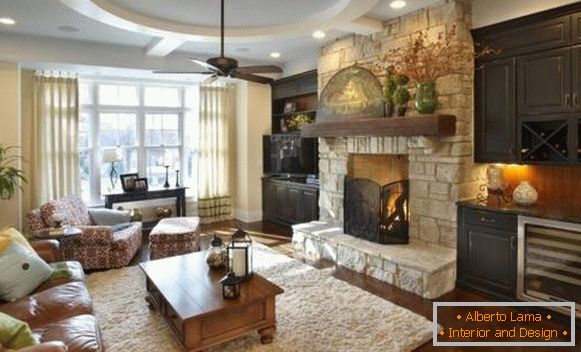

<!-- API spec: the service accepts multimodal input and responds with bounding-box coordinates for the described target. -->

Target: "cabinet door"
[573,13,581,44]
[517,48,571,115]
[572,46,581,111]
[475,58,516,162]
[458,224,517,299]
[273,184,287,219]
[262,180,276,220]
[285,187,300,222]
[299,189,319,222]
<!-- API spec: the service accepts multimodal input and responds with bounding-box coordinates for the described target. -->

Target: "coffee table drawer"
[201,301,265,339]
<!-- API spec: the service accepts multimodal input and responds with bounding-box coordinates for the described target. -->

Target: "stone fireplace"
[292,0,486,299]
[344,155,409,244]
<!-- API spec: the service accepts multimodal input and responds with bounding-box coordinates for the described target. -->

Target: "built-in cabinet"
[262,71,320,226]
[473,3,581,164]
[457,205,518,300]
[262,177,319,225]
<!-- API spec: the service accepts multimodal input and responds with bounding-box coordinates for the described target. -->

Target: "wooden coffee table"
[139,252,284,351]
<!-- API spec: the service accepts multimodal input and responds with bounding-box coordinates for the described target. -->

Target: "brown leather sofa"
[0,240,103,352]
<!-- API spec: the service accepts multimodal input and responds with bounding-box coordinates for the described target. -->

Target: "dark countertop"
[458,198,581,224]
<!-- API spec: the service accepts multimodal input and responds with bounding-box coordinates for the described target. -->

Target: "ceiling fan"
[156,0,282,85]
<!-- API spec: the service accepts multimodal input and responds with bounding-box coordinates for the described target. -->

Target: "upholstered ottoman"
[149,217,201,260]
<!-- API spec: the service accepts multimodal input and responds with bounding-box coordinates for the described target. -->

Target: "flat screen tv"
[263,134,318,176]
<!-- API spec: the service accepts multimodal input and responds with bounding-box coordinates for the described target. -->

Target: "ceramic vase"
[415,81,437,114]
[512,181,538,206]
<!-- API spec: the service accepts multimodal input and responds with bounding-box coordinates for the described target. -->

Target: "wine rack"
[520,119,569,162]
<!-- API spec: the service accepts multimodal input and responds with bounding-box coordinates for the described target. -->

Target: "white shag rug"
[87,244,433,352]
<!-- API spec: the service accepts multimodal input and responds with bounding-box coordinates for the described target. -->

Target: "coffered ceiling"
[0,0,442,74]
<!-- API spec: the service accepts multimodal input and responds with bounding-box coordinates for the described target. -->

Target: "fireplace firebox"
[344,177,409,244]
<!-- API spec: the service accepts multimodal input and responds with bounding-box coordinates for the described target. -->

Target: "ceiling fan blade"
[189,58,221,72]
[154,70,214,74]
[203,75,219,85]
[230,72,274,85]
[236,65,283,74]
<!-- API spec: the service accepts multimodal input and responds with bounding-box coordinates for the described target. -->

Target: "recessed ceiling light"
[389,0,406,9]
[270,52,281,59]
[0,17,16,26]
[58,25,79,33]
[313,30,326,39]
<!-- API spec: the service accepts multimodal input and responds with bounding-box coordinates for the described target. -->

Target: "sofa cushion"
[40,196,91,228]
[0,312,37,349]
[32,315,102,352]
[88,208,130,226]
[0,242,53,302]
[34,262,85,294]
[0,282,93,329]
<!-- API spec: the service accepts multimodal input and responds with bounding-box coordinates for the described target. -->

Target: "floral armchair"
[26,195,142,270]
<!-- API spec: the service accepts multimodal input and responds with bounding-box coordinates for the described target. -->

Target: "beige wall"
[472,0,579,28]
[233,81,271,222]
[0,62,22,229]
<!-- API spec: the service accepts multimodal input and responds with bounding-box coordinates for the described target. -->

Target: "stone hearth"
[292,0,485,298]
[293,222,455,299]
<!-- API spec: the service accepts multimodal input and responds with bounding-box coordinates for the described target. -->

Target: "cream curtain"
[197,84,234,224]
[32,75,80,206]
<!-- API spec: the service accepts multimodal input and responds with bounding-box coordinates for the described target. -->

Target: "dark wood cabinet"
[262,177,319,226]
[272,70,317,100]
[457,206,518,300]
[475,58,516,162]
[517,48,571,115]
[573,12,581,44]
[473,4,581,165]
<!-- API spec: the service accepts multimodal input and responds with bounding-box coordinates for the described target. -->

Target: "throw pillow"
[0,312,37,349]
[0,228,34,253]
[0,242,53,302]
[88,208,131,226]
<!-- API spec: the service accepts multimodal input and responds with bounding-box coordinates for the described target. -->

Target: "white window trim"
[79,77,197,206]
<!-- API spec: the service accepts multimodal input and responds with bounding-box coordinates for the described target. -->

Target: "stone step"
[292,221,456,299]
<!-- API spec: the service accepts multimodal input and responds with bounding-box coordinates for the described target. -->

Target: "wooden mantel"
[300,114,456,138]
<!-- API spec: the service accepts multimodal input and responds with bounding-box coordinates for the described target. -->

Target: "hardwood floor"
[130,219,579,351]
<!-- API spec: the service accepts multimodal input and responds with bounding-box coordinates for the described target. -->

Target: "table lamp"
[102,148,122,191]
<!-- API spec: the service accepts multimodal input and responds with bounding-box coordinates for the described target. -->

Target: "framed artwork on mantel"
[317,65,383,122]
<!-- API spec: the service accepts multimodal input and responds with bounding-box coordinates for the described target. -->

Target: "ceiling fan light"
[203,75,219,85]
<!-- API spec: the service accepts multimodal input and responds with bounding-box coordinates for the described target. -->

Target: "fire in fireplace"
[344,177,409,244]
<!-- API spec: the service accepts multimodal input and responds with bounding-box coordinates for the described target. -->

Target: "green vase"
[415,81,437,114]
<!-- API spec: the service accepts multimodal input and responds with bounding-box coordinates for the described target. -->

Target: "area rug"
[87,244,434,352]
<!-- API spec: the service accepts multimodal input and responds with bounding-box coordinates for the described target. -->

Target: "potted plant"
[287,114,312,131]
[0,144,27,200]
[393,85,411,117]
[382,67,397,118]
[378,26,493,114]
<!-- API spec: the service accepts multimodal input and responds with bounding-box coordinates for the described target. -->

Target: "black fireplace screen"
[344,177,409,244]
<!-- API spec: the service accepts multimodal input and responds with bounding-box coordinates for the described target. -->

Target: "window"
[79,79,199,205]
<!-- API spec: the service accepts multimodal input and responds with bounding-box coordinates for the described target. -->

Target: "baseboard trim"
[233,208,262,223]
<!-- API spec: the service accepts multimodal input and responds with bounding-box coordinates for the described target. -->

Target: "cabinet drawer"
[463,208,517,231]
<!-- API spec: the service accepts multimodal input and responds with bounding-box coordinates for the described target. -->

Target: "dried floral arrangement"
[377,26,498,82]
[287,114,312,131]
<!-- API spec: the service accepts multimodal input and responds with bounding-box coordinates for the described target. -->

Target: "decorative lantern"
[227,229,253,281]
[206,235,226,268]
[220,272,241,299]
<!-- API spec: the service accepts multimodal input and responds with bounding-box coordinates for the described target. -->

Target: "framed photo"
[120,173,139,192]
[134,178,149,192]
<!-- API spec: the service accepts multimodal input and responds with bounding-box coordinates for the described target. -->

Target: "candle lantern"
[220,272,241,299]
[205,235,226,268]
[227,229,253,281]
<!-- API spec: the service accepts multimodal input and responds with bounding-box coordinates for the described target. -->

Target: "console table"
[104,187,187,217]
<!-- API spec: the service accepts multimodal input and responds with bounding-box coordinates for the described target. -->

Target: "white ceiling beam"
[343,15,384,35]
[146,37,185,57]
